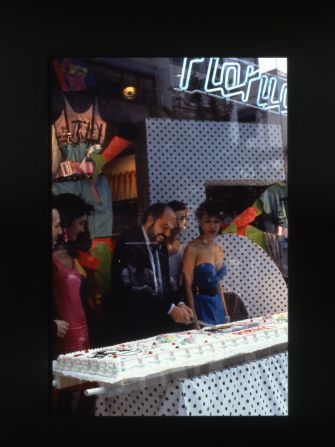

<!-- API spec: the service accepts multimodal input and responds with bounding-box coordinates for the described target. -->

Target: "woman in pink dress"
[52,194,94,358]
[52,194,96,416]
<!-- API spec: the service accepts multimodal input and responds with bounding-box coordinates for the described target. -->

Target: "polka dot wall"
[218,234,287,317]
[145,118,285,243]
[145,119,287,317]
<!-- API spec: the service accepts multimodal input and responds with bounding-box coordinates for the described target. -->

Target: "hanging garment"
[128,171,133,197]
[115,173,123,201]
[122,171,128,199]
[90,136,132,182]
[54,96,106,146]
[133,171,137,197]
[109,170,138,201]
[222,206,267,251]
[52,57,95,93]
[51,124,62,178]
[110,174,117,201]
[222,206,259,236]
[91,238,113,294]
[257,182,288,229]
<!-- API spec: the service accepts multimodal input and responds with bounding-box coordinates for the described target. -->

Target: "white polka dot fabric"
[218,234,288,318]
[145,118,285,243]
[145,118,287,318]
[94,351,287,416]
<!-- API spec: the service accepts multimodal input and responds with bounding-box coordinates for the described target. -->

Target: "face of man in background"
[52,208,62,248]
[145,207,176,243]
[173,209,188,235]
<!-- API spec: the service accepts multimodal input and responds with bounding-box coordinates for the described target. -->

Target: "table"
[53,313,288,416]
[94,346,288,416]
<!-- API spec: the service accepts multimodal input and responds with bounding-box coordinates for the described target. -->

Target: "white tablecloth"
[94,349,287,416]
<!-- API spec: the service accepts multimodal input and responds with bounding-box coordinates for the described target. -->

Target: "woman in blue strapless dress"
[182,200,230,327]
[193,263,228,325]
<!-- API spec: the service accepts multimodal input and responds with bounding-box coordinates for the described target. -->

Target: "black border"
[2,7,335,440]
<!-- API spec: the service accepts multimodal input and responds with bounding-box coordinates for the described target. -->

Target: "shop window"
[205,184,283,233]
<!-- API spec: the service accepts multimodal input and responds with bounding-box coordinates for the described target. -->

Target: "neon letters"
[174,58,287,115]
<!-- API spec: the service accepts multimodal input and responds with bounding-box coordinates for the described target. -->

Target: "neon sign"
[174,58,287,115]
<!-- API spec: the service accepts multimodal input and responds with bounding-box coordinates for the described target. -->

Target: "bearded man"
[104,203,194,343]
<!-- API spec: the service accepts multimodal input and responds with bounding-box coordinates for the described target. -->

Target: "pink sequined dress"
[52,254,89,357]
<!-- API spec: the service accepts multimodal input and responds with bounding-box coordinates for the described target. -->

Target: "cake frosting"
[53,312,287,385]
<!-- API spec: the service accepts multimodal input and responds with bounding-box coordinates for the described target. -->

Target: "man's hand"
[178,303,194,319]
[178,304,200,329]
[55,320,70,338]
[170,304,194,324]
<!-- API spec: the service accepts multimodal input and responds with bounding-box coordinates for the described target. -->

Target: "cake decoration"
[53,312,288,385]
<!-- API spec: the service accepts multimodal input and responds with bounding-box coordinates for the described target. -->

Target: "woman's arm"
[219,281,230,321]
[216,244,230,321]
[182,243,199,329]
[214,242,225,267]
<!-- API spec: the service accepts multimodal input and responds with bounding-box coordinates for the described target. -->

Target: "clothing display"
[222,194,288,280]
[257,184,288,278]
[192,263,227,325]
[54,96,106,146]
[51,124,62,178]
[110,170,137,201]
[90,136,133,182]
[91,238,113,295]
[52,96,132,298]
[58,141,96,164]
[52,57,96,93]
[257,182,287,232]
[52,255,89,358]
[222,206,267,251]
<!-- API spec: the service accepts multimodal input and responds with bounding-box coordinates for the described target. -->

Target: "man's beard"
[147,224,166,243]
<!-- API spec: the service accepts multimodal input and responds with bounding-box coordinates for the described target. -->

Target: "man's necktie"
[153,246,163,295]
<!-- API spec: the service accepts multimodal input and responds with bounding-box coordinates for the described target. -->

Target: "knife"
[191,319,234,330]
[191,319,219,329]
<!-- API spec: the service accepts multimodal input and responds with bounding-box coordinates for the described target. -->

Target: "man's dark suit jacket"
[104,226,181,343]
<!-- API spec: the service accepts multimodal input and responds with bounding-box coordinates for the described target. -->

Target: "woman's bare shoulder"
[215,242,224,252]
[53,249,73,269]
[184,240,200,253]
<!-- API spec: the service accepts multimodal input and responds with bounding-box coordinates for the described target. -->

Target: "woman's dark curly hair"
[167,200,188,213]
[195,200,224,221]
[53,193,94,228]
[52,193,94,255]
[195,200,225,235]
